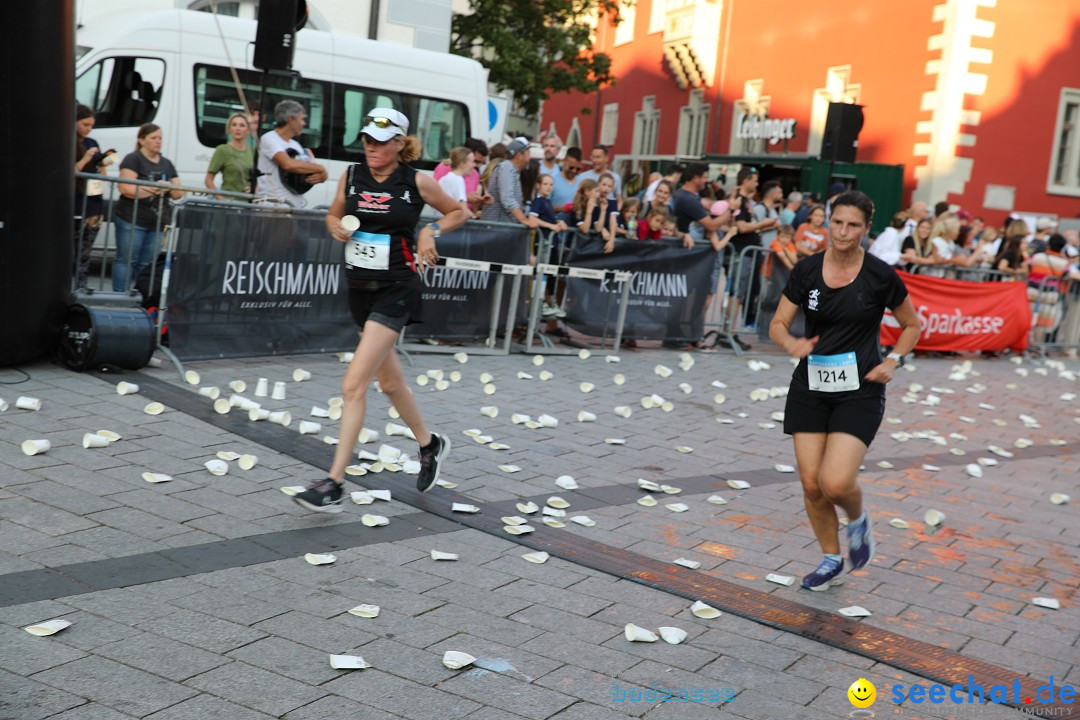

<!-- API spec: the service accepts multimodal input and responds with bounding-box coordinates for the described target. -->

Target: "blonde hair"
[480,156,504,188]
[929,214,960,243]
[573,179,599,218]
[399,135,421,164]
[446,146,472,170]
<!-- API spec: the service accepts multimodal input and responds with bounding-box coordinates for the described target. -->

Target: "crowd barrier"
[1029,273,1080,356]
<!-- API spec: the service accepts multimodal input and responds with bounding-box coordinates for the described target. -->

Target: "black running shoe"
[292,479,344,513]
[416,433,451,492]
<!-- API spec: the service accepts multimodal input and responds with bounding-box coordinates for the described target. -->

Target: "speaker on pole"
[820,102,864,164]
[253,0,309,71]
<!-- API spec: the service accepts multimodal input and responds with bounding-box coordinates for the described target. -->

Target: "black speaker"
[58,304,156,371]
[820,103,864,163]
[253,0,309,71]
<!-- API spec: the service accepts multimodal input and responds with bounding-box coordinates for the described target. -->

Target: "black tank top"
[343,160,425,284]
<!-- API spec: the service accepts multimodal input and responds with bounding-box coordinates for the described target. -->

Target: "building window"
[614,1,637,46]
[677,89,709,156]
[601,102,619,146]
[649,0,669,34]
[1049,88,1080,195]
[632,96,660,155]
[566,117,583,149]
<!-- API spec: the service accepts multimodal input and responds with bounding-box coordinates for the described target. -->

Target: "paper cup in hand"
[82,433,110,448]
[340,215,361,232]
[293,368,312,382]
[298,420,321,435]
[16,396,41,411]
[116,381,139,395]
[21,439,50,455]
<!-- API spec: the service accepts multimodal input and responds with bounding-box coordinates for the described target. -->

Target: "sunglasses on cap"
[362,115,404,130]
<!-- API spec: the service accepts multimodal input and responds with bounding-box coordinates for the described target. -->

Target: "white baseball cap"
[361,108,409,141]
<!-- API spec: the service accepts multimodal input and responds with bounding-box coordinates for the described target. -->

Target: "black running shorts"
[782,382,885,448]
[347,274,423,332]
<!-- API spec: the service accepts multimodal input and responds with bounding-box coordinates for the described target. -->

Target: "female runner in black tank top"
[290,109,467,514]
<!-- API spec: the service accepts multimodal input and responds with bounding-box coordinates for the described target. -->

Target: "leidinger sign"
[736,112,796,145]
[881,271,1031,353]
[562,235,715,342]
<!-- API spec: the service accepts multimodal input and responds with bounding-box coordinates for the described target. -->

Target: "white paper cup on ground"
[358,427,380,443]
[184,370,200,385]
[82,433,110,449]
[238,454,258,470]
[327,405,342,421]
[480,405,499,418]
[293,368,312,382]
[254,378,269,397]
[21,439,50,456]
[330,654,371,670]
[442,651,476,669]
[614,406,632,418]
[142,472,172,484]
[577,410,596,422]
[298,421,321,435]
[658,626,687,644]
[248,408,268,421]
[204,459,228,476]
[214,398,231,415]
[269,411,291,427]
[198,386,220,399]
[24,619,72,636]
[228,379,246,392]
[624,623,659,642]
[0,398,7,411]
[311,406,330,418]
[16,396,41,411]
[116,381,139,395]
[272,381,287,400]
[144,402,165,415]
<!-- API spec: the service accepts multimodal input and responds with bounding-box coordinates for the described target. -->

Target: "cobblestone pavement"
[0,343,1077,720]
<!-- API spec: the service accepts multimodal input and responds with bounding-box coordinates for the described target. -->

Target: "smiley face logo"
[848,678,876,709]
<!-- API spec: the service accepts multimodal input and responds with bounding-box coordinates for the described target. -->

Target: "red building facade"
[540,0,1080,225]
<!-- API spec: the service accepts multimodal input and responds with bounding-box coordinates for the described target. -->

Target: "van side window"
[193,64,327,152]
[332,85,469,170]
[76,57,165,128]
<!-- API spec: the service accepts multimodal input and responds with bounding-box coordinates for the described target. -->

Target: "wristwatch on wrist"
[886,351,905,367]
[427,222,441,239]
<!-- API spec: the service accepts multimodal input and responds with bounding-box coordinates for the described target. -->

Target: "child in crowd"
[612,197,640,239]
[768,223,799,274]
[637,205,669,241]
[531,173,569,320]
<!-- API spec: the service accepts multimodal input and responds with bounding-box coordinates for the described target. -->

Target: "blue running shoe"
[802,556,845,591]
[847,512,876,571]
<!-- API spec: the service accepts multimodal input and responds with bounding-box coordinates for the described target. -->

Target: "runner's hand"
[329,218,352,243]
[865,360,895,384]
[787,336,819,359]
[416,227,439,270]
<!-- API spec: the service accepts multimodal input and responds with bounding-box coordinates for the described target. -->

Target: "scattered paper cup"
[142,472,172,483]
[198,386,220,399]
[269,411,291,427]
[348,604,380,617]
[690,600,721,619]
[658,626,687,644]
[116,381,139,395]
[839,606,872,618]
[358,427,380,443]
[254,378,269,397]
[214,398,231,415]
[481,405,499,418]
[298,420,321,435]
[238,454,258,470]
[1032,597,1060,610]
[454,352,468,364]
[23,619,72,637]
[538,414,558,428]
[271,381,287,400]
[16,396,41,411]
[304,553,336,565]
[522,551,549,563]
[924,509,945,526]
[329,654,371,670]
[614,406,632,418]
[21,439,50,456]
[82,433,110,449]
[249,408,270,421]
[204,459,228,476]
[293,368,312,382]
[577,410,596,422]
[144,402,165,415]
[184,370,200,386]
[431,550,459,561]
[624,623,659,642]
[97,430,121,442]
[1050,492,1070,505]
[442,651,476,669]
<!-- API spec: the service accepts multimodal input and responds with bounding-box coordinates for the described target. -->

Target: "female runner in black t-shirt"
[769,191,921,590]
[292,108,467,513]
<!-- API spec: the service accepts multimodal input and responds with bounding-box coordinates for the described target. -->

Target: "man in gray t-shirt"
[480,137,538,228]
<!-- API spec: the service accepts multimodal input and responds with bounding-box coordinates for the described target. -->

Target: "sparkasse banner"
[881,271,1031,352]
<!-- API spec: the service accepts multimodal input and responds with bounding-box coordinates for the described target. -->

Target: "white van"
[75,9,488,207]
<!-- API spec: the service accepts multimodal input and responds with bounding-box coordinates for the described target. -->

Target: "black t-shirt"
[783,252,908,396]
[732,194,760,253]
[343,160,425,284]
[900,237,933,258]
[672,188,706,233]
[115,151,178,229]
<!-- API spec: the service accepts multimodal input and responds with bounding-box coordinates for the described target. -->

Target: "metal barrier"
[73,171,278,300]
[1029,273,1079,356]
[706,244,777,356]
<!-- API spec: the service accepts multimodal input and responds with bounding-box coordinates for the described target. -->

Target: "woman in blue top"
[769,190,920,591]
[291,108,467,513]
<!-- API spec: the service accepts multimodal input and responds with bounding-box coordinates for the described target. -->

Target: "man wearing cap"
[257,100,327,207]
[480,137,538,228]
[1029,217,1057,255]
